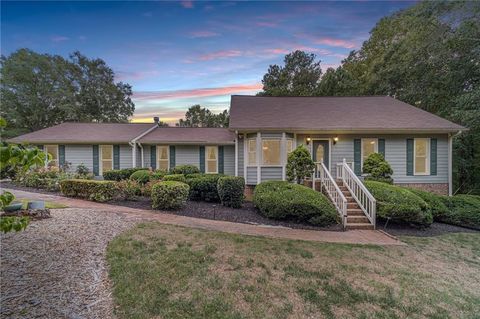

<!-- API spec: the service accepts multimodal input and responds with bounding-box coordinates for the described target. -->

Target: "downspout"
[129,124,158,169]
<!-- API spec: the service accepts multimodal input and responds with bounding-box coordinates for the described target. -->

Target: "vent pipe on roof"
[153,117,159,125]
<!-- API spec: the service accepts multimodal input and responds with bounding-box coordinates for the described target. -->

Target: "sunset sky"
[1,1,415,124]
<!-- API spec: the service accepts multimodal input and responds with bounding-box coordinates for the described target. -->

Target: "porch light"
[333,136,339,145]
[306,137,311,145]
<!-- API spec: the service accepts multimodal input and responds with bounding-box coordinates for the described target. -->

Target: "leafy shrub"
[286,145,315,183]
[60,179,117,202]
[407,188,449,219]
[103,168,145,181]
[151,181,189,210]
[439,195,480,229]
[142,180,161,197]
[151,170,168,181]
[163,174,186,183]
[116,179,142,200]
[129,170,151,184]
[363,153,393,184]
[253,181,337,226]
[14,167,72,191]
[75,163,90,176]
[170,164,200,175]
[364,181,432,226]
[217,176,245,208]
[187,174,223,202]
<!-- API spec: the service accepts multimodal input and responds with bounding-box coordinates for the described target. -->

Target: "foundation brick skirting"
[396,183,448,195]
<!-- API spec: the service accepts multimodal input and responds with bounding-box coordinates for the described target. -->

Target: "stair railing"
[337,159,376,228]
[313,161,348,228]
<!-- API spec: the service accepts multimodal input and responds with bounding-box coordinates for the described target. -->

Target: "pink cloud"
[180,1,194,9]
[51,35,69,42]
[312,37,356,49]
[264,48,290,55]
[198,50,242,61]
[189,30,219,38]
[133,83,263,101]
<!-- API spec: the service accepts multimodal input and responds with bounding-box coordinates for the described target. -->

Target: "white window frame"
[44,144,59,167]
[205,146,218,174]
[261,138,282,167]
[156,145,170,171]
[414,138,431,176]
[99,145,113,175]
[361,138,378,169]
[247,138,257,166]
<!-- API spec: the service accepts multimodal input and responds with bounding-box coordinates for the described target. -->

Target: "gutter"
[129,124,158,168]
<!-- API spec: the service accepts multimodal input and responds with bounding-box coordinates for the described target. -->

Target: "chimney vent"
[153,116,159,124]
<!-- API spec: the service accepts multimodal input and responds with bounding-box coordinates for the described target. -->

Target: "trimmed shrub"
[116,179,142,200]
[286,145,315,183]
[163,174,187,183]
[364,181,432,226]
[129,170,151,185]
[151,181,189,210]
[253,181,337,226]
[170,164,200,175]
[187,174,223,202]
[363,153,393,184]
[217,176,245,208]
[60,179,116,202]
[103,168,145,181]
[151,170,168,181]
[142,180,161,197]
[439,195,480,229]
[407,188,449,219]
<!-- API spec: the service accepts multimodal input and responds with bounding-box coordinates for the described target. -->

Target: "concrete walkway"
[4,188,403,245]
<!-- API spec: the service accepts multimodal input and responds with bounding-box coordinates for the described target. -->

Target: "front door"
[312,140,329,169]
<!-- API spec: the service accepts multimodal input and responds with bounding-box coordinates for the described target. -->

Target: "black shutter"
[406,139,414,176]
[430,138,437,176]
[199,146,205,173]
[378,139,385,158]
[218,146,224,174]
[354,139,361,175]
[59,145,65,167]
[150,145,156,170]
[113,145,120,169]
[93,145,99,176]
[169,146,175,170]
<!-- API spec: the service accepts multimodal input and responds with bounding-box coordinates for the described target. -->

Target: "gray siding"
[120,145,133,169]
[237,139,244,177]
[246,167,257,185]
[65,145,93,173]
[176,145,200,167]
[224,145,235,176]
[261,167,282,182]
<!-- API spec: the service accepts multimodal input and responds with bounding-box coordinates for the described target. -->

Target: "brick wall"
[396,183,448,195]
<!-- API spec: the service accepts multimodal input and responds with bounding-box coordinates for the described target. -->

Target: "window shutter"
[218,146,224,174]
[150,145,156,170]
[406,139,414,176]
[353,139,361,175]
[379,139,385,158]
[93,145,99,176]
[430,138,437,176]
[59,145,65,167]
[169,146,175,169]
[199,146,205,173]
[113,145,120,169]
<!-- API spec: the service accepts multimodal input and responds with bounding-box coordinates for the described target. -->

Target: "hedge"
[103,168,145,181]
[151,181,189,210]
[60,179,117,202]
[253,181,337,226]
[116,179,142,200]
[163,174,187,183]
[439,195,480,229]
[170,164,200,175]
[129,170,151,184]
[151,170,168,181]
[364,181,432,226]
[407,188,449,219]
[187,174,223,202]
[217,176,245,208]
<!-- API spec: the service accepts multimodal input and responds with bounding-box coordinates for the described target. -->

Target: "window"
[361,138,378,167]
[45,145,58,167]
[157,146,169,171]
[286,139,293,155]
[99,145,113,174]
[206,146,218,173]
[262,139,281,165]
[414,138,430,175]
[247,139,257,166]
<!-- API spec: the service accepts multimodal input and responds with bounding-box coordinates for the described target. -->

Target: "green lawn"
[19,199,68,209]
[107,223,480,319]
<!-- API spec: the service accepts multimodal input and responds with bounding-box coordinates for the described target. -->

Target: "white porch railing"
[313,161,348,228]
[337,159,376,228]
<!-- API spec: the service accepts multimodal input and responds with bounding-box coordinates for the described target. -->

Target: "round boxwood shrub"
[407,188,449,219]
[364,181,432,226]
[129,170,151,185]
[217,176,245,208]
[151,170,168,181]
[103,168,144,181]
[439,195,480,229]
[253,181,337,226]
[187,174,223,202]
[163,174,186,183]
[363,153,393,184]
[170,164,200,175]
[151,181,189,210]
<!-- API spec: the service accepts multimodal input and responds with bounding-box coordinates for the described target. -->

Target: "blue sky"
[1,1,415,124]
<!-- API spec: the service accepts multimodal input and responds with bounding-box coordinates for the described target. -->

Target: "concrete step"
[347,209,364,216]
[345,223,374,230]
[347,215,370,224]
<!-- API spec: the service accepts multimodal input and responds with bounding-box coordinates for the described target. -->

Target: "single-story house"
[9,95,466,196]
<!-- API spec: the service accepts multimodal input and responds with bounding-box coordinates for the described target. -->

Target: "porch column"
[281,132,286,181]
[448,133,453,196]
[234,131,238,177]
[256,132,261,184]
[132,143,137,168]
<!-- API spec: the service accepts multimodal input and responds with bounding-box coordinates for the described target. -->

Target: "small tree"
[362,153,393,184]
[286,145,315,184]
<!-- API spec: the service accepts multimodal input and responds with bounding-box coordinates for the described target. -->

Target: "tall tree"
[258,50,322,96]
[177,105,229,127]
[0,49,135,139]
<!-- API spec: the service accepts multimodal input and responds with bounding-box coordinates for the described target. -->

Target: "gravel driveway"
[1,208,138,319]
